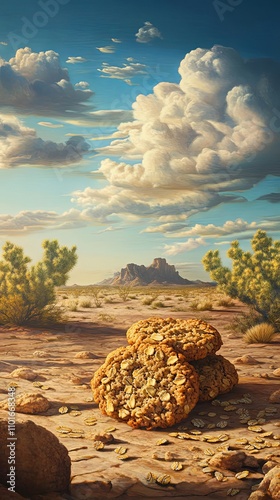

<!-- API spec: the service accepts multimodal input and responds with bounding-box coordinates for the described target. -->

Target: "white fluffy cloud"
[0,47,93,115]
[164,238,207,256]
[81,45,280,227]
[135,22,162,43]
[0,114,90,168]
[0,209,94,234]
[97,60,147,85]
[96,46,115,54]
[155,218,258,238]
[66,56,87,64]
[38,122,64,128]
[75,81,90,89]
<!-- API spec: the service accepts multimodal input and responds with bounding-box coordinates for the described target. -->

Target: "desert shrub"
[152,301,165,308]
[0,295,64,326]
[79,298,92,308]
[217,296,235,307]
[142,296,154,306]
[198,301,213,311]
[190,300,213,311]
[97,313,115,323]
[104,296,115,304]
[231,310,263,333]
[243,323,276,344]
[203,230,280,327]
[67,300,79,312]
[190,300,199,310]
[89,288,103,308]
[0,240,77,326]
[117,285,132,302]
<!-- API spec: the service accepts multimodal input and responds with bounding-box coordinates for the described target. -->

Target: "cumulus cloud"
[75,81,90,89]
[0,114,90,168]
[0,47,93,115]
[66,56,87,64]
[164,238,207,256]
[0,42,8,46]
[96,46,115,54]
[78,45,279,227]
[112,38,122,44]
[135,21,162,43]
[167,218,258,238]
[97,61,147,85]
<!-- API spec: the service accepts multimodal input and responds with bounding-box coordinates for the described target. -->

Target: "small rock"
[234,355,260,365]
[74,351,96,359]
[273,368,280,377]
[71,377,84,385]
[32,350,48,358]
[0,419,70,496]
[269,389,280,404]
[209,450,258,472]
[91,432,114,444]
[262,461,279,474]
[0,393,50,414]
[10,367,37,380]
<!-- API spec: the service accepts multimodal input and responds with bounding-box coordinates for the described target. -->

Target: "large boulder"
[249,466,280,500]
[0,419,70,497]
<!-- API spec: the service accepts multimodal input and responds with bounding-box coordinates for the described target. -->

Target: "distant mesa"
[98,258,212,287]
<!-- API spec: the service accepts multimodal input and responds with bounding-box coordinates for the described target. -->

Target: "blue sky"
[0,0,279,283]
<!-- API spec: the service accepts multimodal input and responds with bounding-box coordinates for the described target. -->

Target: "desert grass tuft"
[142,296,154,306]
[190,300,213,311]
[97,313,115,323]
[152,301,165,309]
[68,300,79,312]
[79,298,92,308]
[243,322,276,344]
[217,296,235,307]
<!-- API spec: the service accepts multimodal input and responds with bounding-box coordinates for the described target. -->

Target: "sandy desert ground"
[0,286,279,499]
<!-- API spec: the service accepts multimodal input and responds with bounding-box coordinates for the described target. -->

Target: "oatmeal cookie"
[91,344,199,429]
[126,317,222,361]
[191,354,238,401]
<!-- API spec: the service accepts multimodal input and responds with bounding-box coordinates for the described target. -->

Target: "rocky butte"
[99,258,211,287]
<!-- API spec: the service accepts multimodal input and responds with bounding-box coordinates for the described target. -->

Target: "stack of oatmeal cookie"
[91,317,238,430]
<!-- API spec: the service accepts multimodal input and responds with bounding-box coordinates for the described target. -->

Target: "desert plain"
[0,286,279,499]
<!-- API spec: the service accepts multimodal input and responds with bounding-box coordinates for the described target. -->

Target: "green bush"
[203,230,280,327]
[0,240,77,325]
